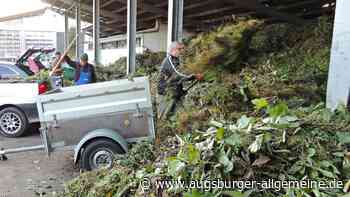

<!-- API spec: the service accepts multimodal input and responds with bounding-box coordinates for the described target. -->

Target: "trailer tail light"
[38,82,48,95]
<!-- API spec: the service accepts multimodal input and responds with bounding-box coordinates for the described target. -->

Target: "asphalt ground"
[0,125,79,197]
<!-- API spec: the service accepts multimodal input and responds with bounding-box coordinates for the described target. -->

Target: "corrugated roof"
[44,0,336,37]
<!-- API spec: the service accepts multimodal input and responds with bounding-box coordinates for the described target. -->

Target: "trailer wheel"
[0,107,28,138]
[81,138,124,170]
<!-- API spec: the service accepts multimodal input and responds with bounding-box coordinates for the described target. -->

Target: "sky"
[0,0,48,17]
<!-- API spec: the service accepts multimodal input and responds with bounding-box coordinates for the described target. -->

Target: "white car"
[0,63,48,137]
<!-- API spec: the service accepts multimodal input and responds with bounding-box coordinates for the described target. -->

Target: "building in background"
[0,8,64,62]
[0,6,191,65]
[85,22,193,65]
[0,29,59,61]
[0,29,21,61]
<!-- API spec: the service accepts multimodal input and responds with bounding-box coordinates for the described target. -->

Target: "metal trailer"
[0,77,155,170]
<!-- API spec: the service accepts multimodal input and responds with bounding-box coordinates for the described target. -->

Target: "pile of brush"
[61,15,350,197]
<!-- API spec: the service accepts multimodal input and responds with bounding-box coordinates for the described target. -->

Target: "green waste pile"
[26,69,50,83]
[61,16,350,197]
[95,51,166,82]
[62,102,350,197]
[182,20,260,74]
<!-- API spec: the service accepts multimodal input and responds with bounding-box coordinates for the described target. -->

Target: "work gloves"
[188,73,204,81]
[195,73,204,81]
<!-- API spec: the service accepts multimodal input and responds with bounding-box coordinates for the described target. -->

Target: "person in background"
[64,53,97,86]
[51,52,63,76]
[50,51,64,88]
[157,41,203,120]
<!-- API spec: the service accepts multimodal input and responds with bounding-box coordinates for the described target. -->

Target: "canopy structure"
[44,0,336,37]
[43,0,336,77]
[44,0,346,110]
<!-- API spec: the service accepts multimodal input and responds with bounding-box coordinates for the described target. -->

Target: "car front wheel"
[0,107,28,138]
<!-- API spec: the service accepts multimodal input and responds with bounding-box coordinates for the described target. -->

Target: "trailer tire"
[81,138,125,170]
[0,107,28,138]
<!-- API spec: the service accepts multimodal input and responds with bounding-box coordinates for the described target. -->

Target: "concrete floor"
[0,125,79,197]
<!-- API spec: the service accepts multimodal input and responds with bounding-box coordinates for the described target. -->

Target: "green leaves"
[289,161,305,174]
[210,120,224,128]
[336,132,350,144]
[252,98,269,110]
[167,143,201,177]
[216,127,225,141]
[224,133,241,147]
[184,190,216,197]
[320,108,332,122]
[218,148,234,173]
[308,148,316,158]
[221,190,252,197]
[167,102,346,196]
[317,168,336,178]
[186,144,201,165]
[268,102,289,118]
[183,190,202,197]
[167,157,186,177]
[237,115,252,129]
[62,17,350,197]
[288,146,342,180]
[248,134,264,153]
[178,144,201,165]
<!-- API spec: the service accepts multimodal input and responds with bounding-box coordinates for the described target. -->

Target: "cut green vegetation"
[61,15,350,197]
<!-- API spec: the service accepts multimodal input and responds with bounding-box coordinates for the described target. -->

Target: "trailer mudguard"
[74,128,128,164]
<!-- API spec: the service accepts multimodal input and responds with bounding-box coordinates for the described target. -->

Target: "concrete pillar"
[75,3,81,60]
[167,0,183,46]
[93,0,101,65]
[127,0,137,75]
[326,0,350,110]
[81,29,86,55]
[64,12,69,49]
